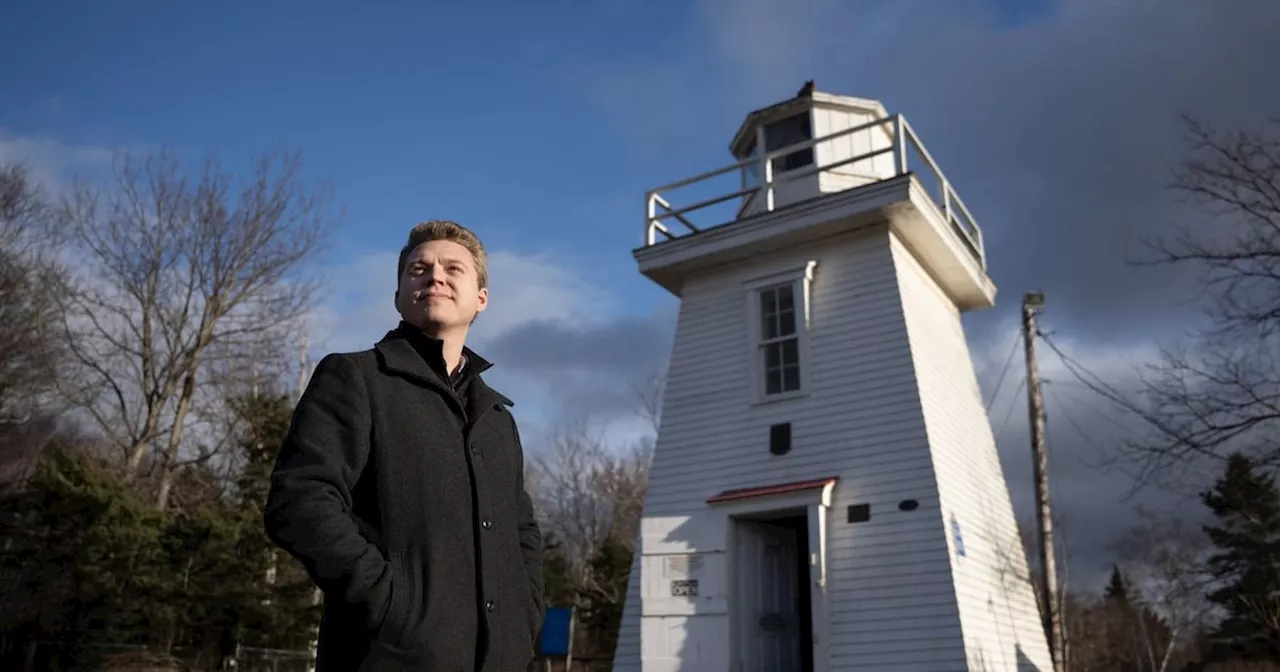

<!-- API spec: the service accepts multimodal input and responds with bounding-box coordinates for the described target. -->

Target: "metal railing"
[642,114,986,270]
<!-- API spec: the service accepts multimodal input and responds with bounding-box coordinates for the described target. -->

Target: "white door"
[735,520,802,672]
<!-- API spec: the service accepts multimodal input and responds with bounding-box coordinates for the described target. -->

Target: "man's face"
[395,239,488,336]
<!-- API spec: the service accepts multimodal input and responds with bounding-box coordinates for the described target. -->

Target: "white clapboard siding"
[614,225,1049,670]
[617,225,1024,671]
[892,235,1053,671]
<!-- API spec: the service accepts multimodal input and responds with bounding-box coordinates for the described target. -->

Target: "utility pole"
[1022,291,1064,672]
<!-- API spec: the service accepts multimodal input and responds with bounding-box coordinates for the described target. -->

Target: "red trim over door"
[706,476,837,504]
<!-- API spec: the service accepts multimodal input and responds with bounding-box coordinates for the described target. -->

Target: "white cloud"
[471,250,618,344]
[309,247,619,355]
[305,244,658,451]
[1,130,661,457]
[0,130,112,192]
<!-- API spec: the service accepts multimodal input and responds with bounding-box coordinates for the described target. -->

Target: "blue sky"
[0,0,1070,433]
[2,1,661,295]
[0,0,1052,288]
[3,0,1279,583]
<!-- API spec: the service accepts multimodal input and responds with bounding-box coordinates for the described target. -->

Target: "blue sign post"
[538,606,575,663]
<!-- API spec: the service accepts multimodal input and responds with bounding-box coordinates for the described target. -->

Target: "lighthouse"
[611,84,1053,671]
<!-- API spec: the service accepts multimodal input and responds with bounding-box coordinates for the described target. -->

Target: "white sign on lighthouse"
[611,83,1053,671]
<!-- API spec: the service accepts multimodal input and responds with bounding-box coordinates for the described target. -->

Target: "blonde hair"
[396,220,488,289]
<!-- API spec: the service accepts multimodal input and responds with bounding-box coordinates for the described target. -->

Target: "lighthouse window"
[744,261,815,403]
[764,113,814,173]
[758,282,802,395]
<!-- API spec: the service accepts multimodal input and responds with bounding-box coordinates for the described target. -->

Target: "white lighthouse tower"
[611,83,1053,671]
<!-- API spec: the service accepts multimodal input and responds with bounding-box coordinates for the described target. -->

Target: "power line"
[1035,328,1172,483]
[986,329,1022,411]
[1035,330,1129,411]
[1044,377,1154,502]
[993,379,1027,446]
[1045,384,1111,463]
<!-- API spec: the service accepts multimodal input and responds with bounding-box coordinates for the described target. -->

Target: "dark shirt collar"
[390,321,490,389]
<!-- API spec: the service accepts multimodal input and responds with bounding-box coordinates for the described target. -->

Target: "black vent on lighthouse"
[769,423,792,456]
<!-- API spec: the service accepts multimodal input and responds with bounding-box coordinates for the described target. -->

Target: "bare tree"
[1042,116,1280,490]
[0,162,45,250]
[532,423,614,586]
[0,163,63,427]
[529,417,653,592]
[48,148,335,508]
[1113,507,1217,672]
[630,371,665,436]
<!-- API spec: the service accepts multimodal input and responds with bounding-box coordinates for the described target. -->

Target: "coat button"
[485,600,496,612]
[481,518,493,530]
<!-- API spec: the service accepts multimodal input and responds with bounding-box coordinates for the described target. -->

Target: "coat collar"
[374,323,514,408]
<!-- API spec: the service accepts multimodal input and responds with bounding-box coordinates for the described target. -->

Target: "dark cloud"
[584,0,1280,338]
[482,305,676,420]
[974,329,1201,590]
[854,0,1280,339]
[571,0,1277,589]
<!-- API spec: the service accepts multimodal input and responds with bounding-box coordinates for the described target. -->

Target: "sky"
[3,0,1279,590]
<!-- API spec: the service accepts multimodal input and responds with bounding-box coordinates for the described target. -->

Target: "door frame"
[709,479,834,672]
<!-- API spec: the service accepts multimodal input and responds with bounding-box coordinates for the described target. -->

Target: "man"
[264,220,545,671]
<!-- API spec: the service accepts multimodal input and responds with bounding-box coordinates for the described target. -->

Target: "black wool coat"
[264,324,545,671]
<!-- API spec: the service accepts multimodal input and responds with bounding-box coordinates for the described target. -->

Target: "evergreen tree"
[539,533,576,608]
[222,390,320,651]
[231,392,295,509]
[0,392,321,669]
[0,440,171,666]
[1104,565,1132,606]
[1200,452,1280,660]
[578,536,633,655]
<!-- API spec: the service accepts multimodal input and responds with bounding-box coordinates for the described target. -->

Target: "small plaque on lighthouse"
[670,580,699,597]
[663,554,703,578]
[952,518,966,558]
